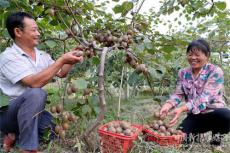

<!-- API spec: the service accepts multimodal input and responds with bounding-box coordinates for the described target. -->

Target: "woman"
[160,39,230,152]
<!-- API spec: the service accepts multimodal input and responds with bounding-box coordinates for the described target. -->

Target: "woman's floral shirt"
[167,63,225,114]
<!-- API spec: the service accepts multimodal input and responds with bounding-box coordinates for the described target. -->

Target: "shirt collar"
[12,43,42,56]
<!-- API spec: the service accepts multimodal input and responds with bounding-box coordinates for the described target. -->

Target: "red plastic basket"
[98,121,142,153]
[143,128,184,147]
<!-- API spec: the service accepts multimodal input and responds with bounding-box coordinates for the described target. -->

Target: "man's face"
[19,17,40,47]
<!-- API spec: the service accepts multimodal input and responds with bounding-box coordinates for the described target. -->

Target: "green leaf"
[161,46,177,52]
[113,4,122,14]
[121,1,133,16]
[92,56,100,65]
[74,79,88,89]
[136,44,145,52]
[45,40,57,48]
[0,0,10,8]
[0,93,9,107]
[128,72,141,86]
[82,105,91,115]
[215,2,226,10]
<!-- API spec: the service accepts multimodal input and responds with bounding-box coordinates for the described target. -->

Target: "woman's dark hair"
[6,12,33,39]
[187,39,210,57]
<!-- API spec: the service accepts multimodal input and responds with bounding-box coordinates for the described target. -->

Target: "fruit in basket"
[152,123,159,130]
[116,127,123,133]
[123,129,132,136]
[120,121,131,129]
[157,120,164,126]
[159,125,167,133]
[108,127,116,133]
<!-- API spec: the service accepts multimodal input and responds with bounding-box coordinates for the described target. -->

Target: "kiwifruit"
[159,125,167,133]
[116,127,122,134]
[74,51,84,57]
[127,30,134,35]
[62,122,70,130]
[68,113,77,122]
[83,88,91,96]
[135,64,146,74]
[122,35,129,42]
[56,104,63,114]
[154,112,160,118]
[121,41,128,48]
[55,125,62,134]
[158,132,165,136]
[48,8,55,16]
[71,85,77,93]
[123,129,132,136]
[157,120,164,126]
[63,114,69,122]
[108,127,116,133]
[153,123,160,130]
[165,131,171,136]
[167,128,174,134]
[120,121,131,129]
[107,123,114,128]
[113,122,120,128]
[59,130,66,139]
[67,87,72,95]
[143,125,150,129]
[50,106,57,114]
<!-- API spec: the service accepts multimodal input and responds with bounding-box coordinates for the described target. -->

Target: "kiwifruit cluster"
[94,30,134,48]
[104,121,138,136]
[125,51,137,68]
[74,45,96,59]
[144,112,183,137]
[144,120,183,137]
[50,104,78,139]
[125,51,148,74]
[67,83,77,95]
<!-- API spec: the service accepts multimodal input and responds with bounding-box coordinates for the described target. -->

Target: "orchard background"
[0,0,229,152]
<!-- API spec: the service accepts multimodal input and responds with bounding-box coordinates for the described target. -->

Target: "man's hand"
[159,102,173,119]
[60,51,84,65]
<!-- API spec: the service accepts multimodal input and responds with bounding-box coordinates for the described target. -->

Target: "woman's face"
[187,48,208,71]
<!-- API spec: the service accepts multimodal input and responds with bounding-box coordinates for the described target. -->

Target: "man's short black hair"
[187,38,211,57]
[6,12,34,39]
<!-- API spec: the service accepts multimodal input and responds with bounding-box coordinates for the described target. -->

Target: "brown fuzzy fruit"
[56,104,63,114]
[48,8,55,16]
[120,121,131,130]
[67,87,72,95]
[154,112,160,118]
[62,122,70,130]
[157,120,164,126]
[135,64,146,74]
[50,106,57,114]
[83,88,91,96]
[116,127,123,134]
[159,126,167,133]
[55,125,62,134]
[59,130,66,139]
[123,129,132,136]
[74,51,84,57]
[108,127,116,133]
[63,114,69,122]
[153,123,159,130]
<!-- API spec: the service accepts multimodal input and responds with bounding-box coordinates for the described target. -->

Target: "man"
[0,12,83,153]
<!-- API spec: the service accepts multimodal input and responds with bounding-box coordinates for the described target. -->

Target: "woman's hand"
[168,105,188,127]
[160,102,173,118]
